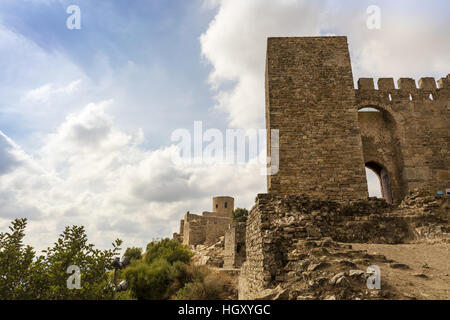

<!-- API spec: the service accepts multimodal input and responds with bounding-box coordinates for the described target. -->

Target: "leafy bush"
[145,238,192,265]
[123,245,234,300]
[112,290,135,300]
[123,244,193,300]
[95,239,194,300]
[167,261,190,296]
[124,247,143,261]
[124,258,173,300]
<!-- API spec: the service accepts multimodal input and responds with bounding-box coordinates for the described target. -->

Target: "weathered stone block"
[378,78,395,91]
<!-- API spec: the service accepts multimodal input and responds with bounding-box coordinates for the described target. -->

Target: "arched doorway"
[358,105,405,204]
[365,161,393,204]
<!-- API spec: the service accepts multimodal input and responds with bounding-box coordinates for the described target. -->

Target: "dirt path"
[351,242,450,299]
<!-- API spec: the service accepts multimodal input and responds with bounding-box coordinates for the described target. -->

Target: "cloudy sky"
[0,0,449,251]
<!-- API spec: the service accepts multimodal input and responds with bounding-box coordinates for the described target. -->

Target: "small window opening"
[224,202,227,208]
[388,93,392,101]
[429,93,434,100]
[409,94,413,101]
[358,107,380,112]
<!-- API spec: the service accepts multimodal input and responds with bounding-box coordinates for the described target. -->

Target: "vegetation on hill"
[0,218,122,299]
[123,247,143,262]
[144,238,192,265]
[122,239,235,300]
[0,219,235,300]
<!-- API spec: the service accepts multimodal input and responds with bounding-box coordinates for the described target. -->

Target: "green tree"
[145,238,192,265]
[231,208,249,223]
[123,247,143,262]
[38,225,123,299]
[0,218,122,300]
[0,218,36,299]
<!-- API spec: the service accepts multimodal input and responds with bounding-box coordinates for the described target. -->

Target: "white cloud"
[334,4,450,81]
[200,0,450,128]
[0,131,26,175]
[200,0,322,128]
[22,80,81,104]
[0,102,264,250]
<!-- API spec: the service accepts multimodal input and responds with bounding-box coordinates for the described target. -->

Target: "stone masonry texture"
[239,192,448,299]
[356,75,450,203]
[265,36,449,203]
[224,222,246,269]
[266,37,369,202]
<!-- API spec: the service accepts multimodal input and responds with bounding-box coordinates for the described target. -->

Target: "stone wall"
[179,219,184,235]
[265,36,369,202]
[182,212,231,246]
[239,192,448,299]
[224,222,246,269]
[356,75,450,203]
[182,213,207,245]
[172,232,182,243]
[205,215,232,245]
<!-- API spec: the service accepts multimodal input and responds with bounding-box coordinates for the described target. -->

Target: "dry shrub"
[175,266,236,300]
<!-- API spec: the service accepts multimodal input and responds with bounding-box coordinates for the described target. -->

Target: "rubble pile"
[240,191,449,299]
[195,236,225,268]
[255,238,399,300]
[399,189,443,211]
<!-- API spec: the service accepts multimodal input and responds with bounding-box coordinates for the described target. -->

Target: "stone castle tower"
[173,196,234,246]
[265,36,449,204]
[212,196,234,216]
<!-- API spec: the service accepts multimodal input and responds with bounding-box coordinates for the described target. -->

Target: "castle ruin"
[176,36,449,299]
[265,36,449,204]
[173,196,234,246]
[238,36,449,299]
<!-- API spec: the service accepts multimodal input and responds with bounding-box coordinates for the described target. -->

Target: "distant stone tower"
[173,196,235,246]
[212,196,234,217]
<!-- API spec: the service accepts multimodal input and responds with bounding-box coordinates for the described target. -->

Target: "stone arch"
[365,161,393,204]
[354,99,407,129]
[357,105,406,204]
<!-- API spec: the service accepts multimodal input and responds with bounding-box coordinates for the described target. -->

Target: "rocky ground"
[193,237,449,300]
[252,236,449,300]
[351,241,450,299]
[191,191,449,300]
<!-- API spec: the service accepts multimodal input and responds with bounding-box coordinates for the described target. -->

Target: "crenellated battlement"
[355,74,450,105]
[357,74,450,90]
